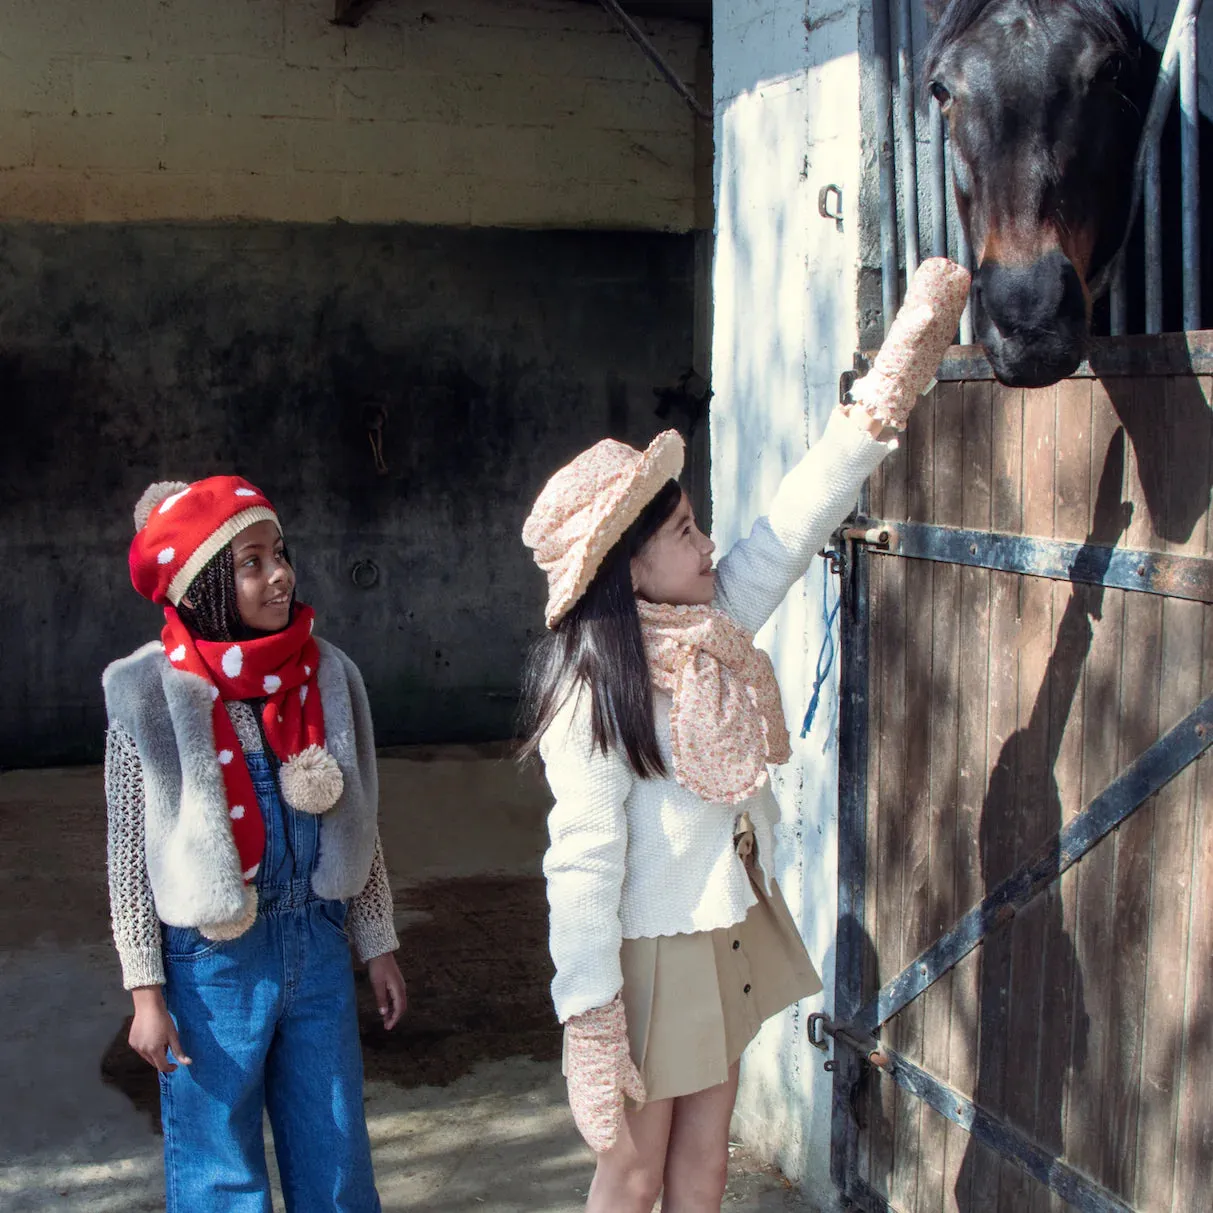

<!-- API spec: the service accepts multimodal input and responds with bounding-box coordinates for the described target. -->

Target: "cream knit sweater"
[540,410,895,1023]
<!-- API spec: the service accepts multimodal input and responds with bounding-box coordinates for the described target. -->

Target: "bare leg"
[660,1062,740,1213]
[585,1096,674,1213]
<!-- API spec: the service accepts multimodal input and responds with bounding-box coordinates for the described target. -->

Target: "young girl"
[520,259,970,1212]
[102,475,406,1213]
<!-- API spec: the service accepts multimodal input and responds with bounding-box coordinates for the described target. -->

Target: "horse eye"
[929,81,952,107]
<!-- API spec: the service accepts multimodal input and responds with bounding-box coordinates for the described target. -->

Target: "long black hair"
[519,478,682,778]
[176,543,293,643]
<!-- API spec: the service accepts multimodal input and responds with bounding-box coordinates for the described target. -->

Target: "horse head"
[925,0,1148,386]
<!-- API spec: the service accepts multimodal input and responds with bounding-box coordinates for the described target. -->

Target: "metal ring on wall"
[350,559,380,590]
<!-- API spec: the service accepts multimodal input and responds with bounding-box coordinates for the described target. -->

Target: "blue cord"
[801,558,840,738]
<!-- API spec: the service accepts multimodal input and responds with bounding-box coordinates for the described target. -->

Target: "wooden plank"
[1172,373,1213,1210]
[887,391,937,1212]
[1035,376,1093,1213]
[919,382,964,1213]
[1133,373,1211,1212]
[1099,376,1163,1201]
[1064,384,1127,1189]
[949,380,993,1213]
[893,391,936,1213]
[870,412,910,1203]
[966,383,1023,1211]
[998,385,1057,1213]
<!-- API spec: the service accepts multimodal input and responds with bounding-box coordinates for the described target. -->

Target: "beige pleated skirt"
[566,818,823,1103]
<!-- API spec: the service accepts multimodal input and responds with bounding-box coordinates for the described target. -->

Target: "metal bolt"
[970,543,978,555]
[1197,724,1207,738]
[1136,565,1147,577]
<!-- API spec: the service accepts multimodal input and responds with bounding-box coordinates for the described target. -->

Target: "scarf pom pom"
[199,885,258,941]
[280,743,344,815]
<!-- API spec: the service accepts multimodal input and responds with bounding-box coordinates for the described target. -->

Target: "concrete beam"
[332,0,379,28]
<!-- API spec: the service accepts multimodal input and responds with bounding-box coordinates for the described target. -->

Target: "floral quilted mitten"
[564,995,647,1153]
[847,256,972,430]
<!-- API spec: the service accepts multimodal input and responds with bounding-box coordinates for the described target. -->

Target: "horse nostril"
[977,251,1083,335]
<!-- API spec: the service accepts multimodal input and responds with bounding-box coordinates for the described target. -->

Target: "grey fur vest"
[102,636,379,928]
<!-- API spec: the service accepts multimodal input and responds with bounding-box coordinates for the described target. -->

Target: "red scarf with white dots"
[160,604,326,882]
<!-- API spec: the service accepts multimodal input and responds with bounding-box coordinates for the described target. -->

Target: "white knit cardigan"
[540,410,895,1023]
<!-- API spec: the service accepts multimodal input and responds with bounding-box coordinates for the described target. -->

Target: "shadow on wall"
[0,223,700,766]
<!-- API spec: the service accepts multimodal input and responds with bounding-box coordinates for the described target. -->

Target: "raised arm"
[713,408,894,636]
[714,257,971,637]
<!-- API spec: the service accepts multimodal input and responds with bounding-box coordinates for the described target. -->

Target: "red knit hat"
[129,477,280,605]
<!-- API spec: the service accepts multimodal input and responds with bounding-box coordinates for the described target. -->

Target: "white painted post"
[711,2,864,1202]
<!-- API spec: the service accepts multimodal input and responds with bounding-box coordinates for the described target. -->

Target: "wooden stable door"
[825,334,1213,1213]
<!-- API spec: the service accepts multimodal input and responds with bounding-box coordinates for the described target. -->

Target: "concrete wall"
[711,0,864,1203]
[0,223,699,766]
[0,0,709,230]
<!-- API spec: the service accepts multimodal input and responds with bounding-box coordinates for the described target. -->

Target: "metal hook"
[818,184,844,232]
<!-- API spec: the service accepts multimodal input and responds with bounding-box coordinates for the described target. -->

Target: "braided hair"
[176,546,245,643]
[177,537,296,643]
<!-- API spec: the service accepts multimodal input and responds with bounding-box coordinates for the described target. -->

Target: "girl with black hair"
[520,259,970,1212]
[102,474,405,1212]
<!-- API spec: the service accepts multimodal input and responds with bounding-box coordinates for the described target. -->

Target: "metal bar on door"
[929,103,947,258]
[1126,0,1206,336]
[948,137,975,343]
[895,0,919,283]
[874,0,900,333]
[842,690,1213,1036]
[1145,140,1163,333]
[844,519,1213,602]
[832,1044,1138,1213]
[1180,10,1201,329]
[1110,261,1127,335]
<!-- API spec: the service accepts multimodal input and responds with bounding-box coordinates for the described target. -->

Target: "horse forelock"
[924,0,1138,86]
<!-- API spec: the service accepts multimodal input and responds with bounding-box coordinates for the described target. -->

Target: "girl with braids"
[520,259,970,1212]
[102,475,405,1213]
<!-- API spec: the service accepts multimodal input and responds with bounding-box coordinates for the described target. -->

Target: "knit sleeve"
[712,409,896,636]
[347,833,400,962]
[105,723,165,990]
[540,687,635,1024]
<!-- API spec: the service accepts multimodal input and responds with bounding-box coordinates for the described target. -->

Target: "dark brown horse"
[925,0,1151,386]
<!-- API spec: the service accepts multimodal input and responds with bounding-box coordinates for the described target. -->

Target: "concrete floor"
[0,748,817,1211]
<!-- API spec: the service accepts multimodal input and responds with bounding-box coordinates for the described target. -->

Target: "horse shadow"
[954,430,1132,1206]
[1088,356,1213,546]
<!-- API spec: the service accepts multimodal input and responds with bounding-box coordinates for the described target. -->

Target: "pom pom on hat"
[199,885,259,942]
[279,743,344,815]
[133,480,191,532]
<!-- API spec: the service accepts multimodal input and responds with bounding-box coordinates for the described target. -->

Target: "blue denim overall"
[159,748,380,1213]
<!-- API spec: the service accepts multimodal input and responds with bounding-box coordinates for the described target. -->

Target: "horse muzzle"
[973,251,1088,388]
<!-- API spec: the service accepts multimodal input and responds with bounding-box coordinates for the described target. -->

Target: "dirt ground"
[0,748,819,1211]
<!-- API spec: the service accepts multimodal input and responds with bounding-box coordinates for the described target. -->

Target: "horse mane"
[924,0,1140,81]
